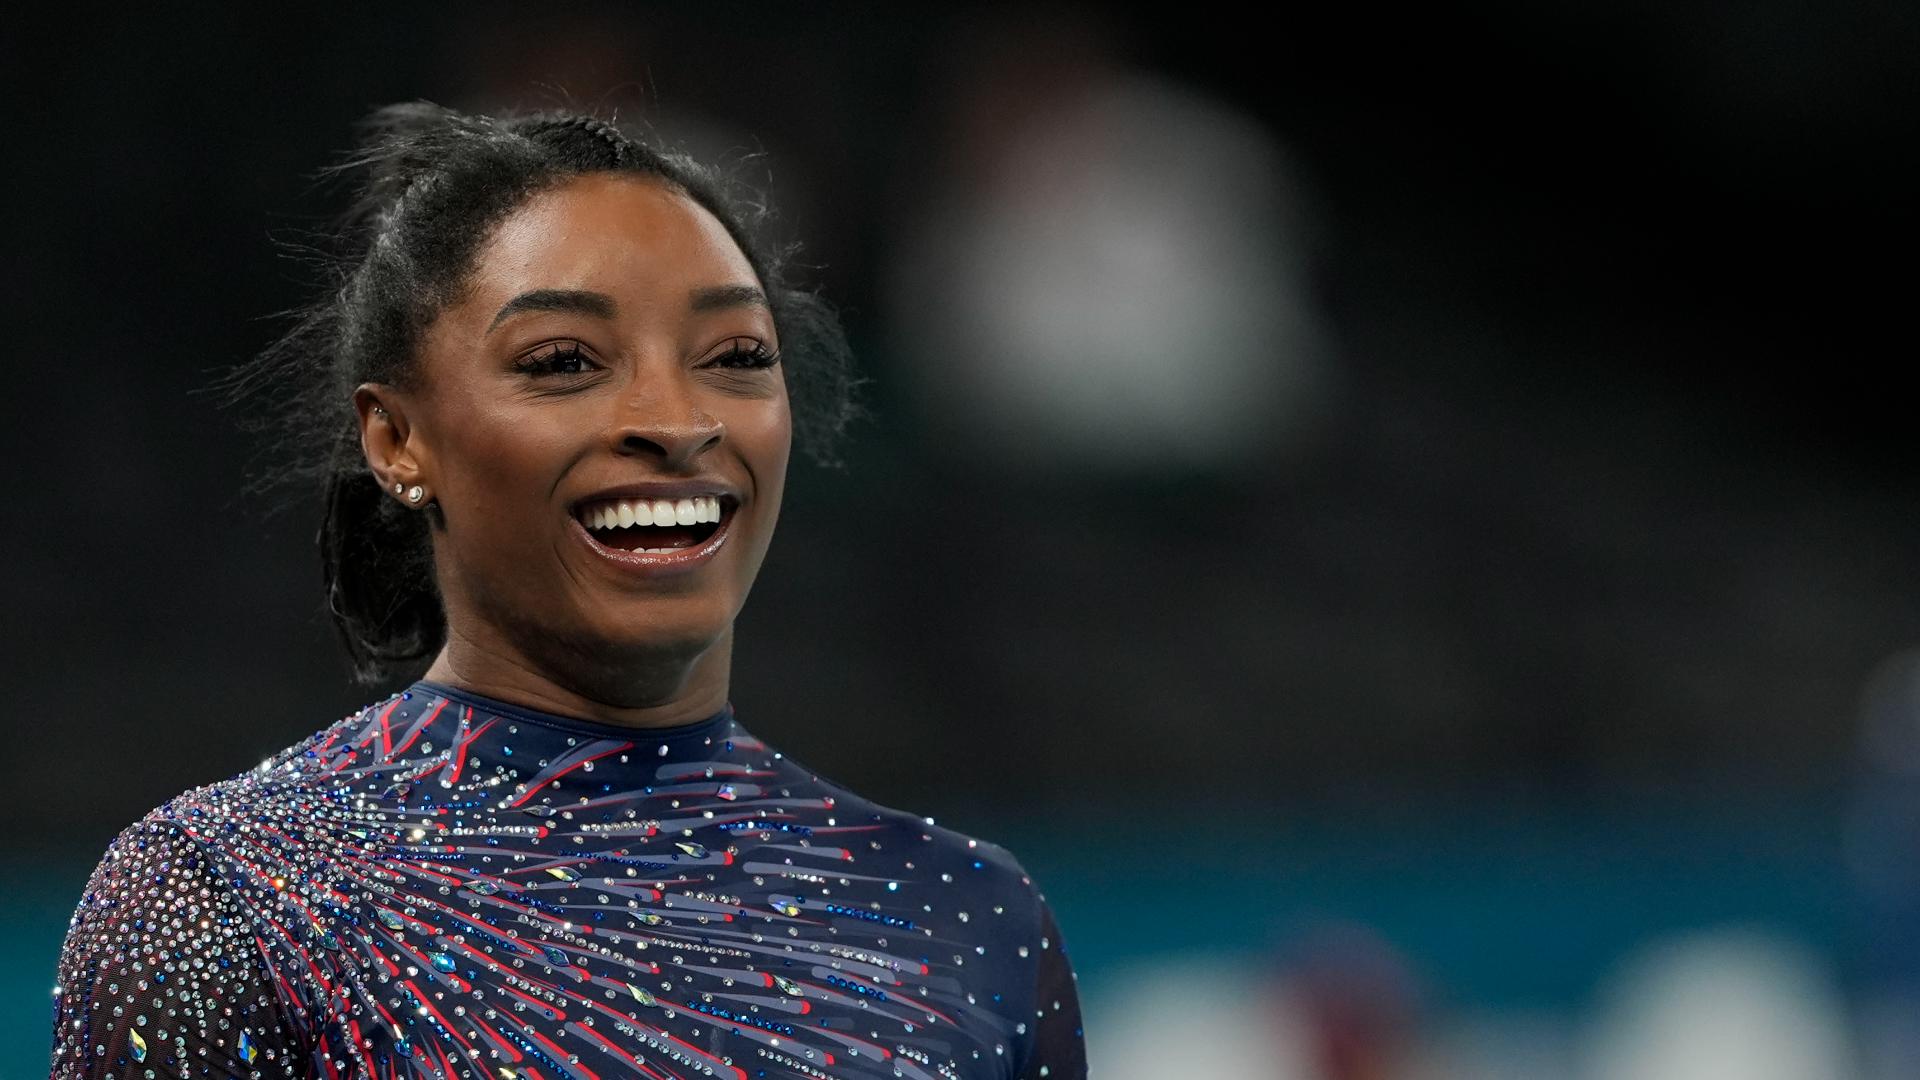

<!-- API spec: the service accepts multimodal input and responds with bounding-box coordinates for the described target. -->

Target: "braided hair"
[218,101,864,686]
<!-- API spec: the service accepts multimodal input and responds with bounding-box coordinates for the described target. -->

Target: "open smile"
[568,493,737,574]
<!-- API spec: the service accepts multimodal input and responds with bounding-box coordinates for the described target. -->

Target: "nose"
[608,369,724,468]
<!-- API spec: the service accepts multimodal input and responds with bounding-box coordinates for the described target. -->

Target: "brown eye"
[705,340,780,370]
[513,342,598,376]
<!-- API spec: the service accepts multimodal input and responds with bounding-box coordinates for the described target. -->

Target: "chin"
[589,600,733,663]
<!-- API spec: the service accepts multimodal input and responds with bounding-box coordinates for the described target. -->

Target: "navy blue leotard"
[51,680,1086,1079]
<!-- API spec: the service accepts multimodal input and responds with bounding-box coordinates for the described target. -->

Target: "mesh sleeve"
[50,818,306,1079]
[1017,896,1088,1079]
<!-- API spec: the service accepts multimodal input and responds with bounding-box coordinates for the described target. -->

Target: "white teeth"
[580,495,729,531]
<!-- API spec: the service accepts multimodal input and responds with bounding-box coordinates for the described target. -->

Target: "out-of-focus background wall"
[5,4,1914,1075]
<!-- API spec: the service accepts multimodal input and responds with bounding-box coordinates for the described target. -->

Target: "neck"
[422,622,734,730]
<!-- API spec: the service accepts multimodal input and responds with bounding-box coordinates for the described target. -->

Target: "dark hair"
[217,101,864,686]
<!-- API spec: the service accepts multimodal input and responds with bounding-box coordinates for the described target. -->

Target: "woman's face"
[380,173,791,696]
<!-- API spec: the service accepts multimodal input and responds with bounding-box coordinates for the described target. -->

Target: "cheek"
[743,383,794,471]
[435,404,577,531]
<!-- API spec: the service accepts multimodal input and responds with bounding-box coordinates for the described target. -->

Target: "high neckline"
[409,679,736,743]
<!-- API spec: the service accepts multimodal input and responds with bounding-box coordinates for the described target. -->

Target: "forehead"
[463,173,758,312]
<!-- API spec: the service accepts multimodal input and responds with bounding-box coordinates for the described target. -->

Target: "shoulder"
[756,740,1062,922]
[878,817,1087,1080]
[59,706,366,940]
[847,804,1086,1078]
[766,756,1073,983]
[733,730,1090,1068]
[54,806,306,1076]
[50,705,375,1076]
[59,686,422,954]
[765,745,1055,915]
[62,812,218,943]
[59,810,222,991]
[67,718,335,884]
[62,785,257,943]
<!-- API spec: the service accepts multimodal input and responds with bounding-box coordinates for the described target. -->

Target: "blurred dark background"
[5,3,1916,1075]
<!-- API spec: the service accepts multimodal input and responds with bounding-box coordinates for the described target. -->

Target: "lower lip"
[568,507,733,577]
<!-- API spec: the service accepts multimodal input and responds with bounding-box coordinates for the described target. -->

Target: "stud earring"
[393,482,404,494]
[372,405,388,417]
[406,485,425,505]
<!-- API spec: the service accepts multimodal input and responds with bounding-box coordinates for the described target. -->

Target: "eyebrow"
[487,288,616,334]
[487,284,769,334]
[689,283,770,313]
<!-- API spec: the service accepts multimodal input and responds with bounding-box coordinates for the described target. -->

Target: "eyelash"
[511,340,781,377]
[709,339,782,370]
[512,342,596,377]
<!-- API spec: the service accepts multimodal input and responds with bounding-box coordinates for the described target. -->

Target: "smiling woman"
[368,171,797,723]
[49,103,1087,1080]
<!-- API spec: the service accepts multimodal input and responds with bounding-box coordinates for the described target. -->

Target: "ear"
[353,383,430,504]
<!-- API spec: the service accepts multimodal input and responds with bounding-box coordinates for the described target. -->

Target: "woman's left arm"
[1017,896,1088,1079]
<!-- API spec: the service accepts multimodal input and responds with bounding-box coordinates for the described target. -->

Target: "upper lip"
[570,480,742,513]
